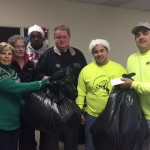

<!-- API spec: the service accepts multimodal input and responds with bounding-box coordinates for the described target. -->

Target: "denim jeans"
[85,113,96,150]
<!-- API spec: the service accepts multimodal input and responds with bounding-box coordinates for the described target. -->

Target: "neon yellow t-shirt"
[127,50,150,120]
[76,60,125,117]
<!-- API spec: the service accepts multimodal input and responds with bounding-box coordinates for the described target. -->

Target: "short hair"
[54,25,71,37]
[0,42,14,54]
[8,34,27,47]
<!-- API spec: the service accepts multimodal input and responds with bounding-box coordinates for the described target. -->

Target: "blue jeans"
[85,113,96,150]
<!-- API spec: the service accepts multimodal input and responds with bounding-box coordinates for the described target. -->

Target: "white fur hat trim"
[89,39,110,52]
[28,24,44,38]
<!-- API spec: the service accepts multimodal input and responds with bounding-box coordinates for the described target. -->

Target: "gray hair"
[54,25,71,37]
[8,34,27,47]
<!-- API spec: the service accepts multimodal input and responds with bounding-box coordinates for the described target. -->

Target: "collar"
[54,46,76,56]
[12,53,30,65]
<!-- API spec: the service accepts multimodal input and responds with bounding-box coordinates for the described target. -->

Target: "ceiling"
[66,0,150,12]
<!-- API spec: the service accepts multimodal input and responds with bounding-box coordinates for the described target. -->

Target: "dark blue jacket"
[34,46,87,87]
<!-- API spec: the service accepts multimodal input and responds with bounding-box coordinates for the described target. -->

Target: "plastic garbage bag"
[142,136,150,150]
[90,85,148,150]
[22,67,81,133]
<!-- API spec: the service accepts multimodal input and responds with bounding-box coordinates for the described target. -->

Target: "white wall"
[0,0,150,66]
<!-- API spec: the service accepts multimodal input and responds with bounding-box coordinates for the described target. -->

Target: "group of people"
[0,24,87,150]
[0,21,150,150]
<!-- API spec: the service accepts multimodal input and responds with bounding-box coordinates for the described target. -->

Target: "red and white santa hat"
[28,24,45,38]
[89,39,111,52]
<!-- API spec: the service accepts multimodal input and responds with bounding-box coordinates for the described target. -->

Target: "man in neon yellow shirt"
[121,22,150,136]
[76,39,125,150]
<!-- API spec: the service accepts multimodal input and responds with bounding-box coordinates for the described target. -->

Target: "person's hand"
[43,76,49,79]
[39,77,50,88]
[81,114,85,125]
[121,77,133,89]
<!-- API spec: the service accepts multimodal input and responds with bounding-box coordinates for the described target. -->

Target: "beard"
[31,42,43,50]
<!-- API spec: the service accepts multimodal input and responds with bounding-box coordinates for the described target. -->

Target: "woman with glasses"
[8,35,35,82]
[8,34,39,150]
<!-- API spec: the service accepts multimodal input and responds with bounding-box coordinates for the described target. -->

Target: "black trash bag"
[22,67,81,133]
[90,85,148,150]
[50,66,74,82]
[142,136,150,150]
[47,78,77,103]
[59,109,85,145]
[47,66,77,102]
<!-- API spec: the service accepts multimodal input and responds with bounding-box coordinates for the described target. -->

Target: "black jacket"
[11,54,35,82]
[34,46,87,87]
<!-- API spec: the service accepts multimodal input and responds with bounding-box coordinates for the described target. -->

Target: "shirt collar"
[54,46,76,56]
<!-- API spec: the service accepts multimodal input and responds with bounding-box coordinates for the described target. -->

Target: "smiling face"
[135,28,150,53]
[92,44,109,66]
[13,39,26,58]
[0,46,13,66]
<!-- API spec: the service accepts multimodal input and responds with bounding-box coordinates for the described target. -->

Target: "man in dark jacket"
[34,24,87,150]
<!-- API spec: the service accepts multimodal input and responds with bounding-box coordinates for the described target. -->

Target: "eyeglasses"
[15,45,26,49]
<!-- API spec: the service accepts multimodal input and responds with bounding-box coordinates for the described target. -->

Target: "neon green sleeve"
[131,81,150,94]
[76,70,86,110]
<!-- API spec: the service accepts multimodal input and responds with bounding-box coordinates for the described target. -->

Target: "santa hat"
[42,27,47,33]
[89,39,111,52]
[28,24,45,38]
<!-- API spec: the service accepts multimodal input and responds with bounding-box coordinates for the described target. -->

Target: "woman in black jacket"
[8,35,37,150]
